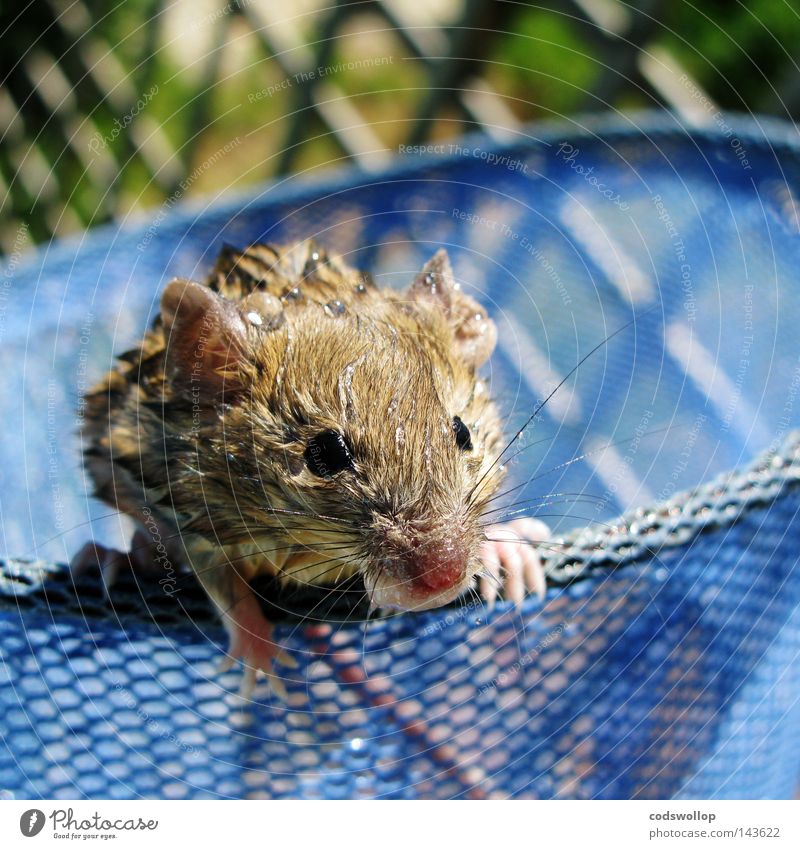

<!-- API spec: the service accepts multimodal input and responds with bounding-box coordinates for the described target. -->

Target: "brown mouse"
[76,241,548,695]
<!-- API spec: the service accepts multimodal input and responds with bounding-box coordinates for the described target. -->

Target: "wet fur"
[82,241,506,610]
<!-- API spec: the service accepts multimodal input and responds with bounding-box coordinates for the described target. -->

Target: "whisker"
[481,420,686,511]
[217,554,365,626]
[281,572,370,639]
[479,491,609,518]
[468,433,561,507]
[482,513,623,542]
[188,544,356,581]
[145,542,358,594]
[481,541,577,560]
[480,499,611,525]
[469,309,655,507]
[475,568,502,590]
[277,551,365,588]
[281,567,363,596]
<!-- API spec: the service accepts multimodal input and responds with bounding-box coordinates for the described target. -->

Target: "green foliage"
[489,6,601,116]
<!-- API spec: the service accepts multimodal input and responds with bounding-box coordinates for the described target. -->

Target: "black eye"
[452,416,472,451]
[304,430,354,477]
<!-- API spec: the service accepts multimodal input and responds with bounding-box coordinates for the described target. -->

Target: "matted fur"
[82,241,505,609]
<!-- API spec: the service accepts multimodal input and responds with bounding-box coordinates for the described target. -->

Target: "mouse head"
[160,248,505,611]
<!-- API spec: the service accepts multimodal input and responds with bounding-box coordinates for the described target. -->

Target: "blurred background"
[2,0,799,255]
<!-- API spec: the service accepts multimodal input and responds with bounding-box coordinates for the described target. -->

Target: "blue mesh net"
[2,114,800,798]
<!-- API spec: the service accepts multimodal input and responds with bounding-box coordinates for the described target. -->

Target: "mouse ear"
[406,249,497,367]
[160,278,249,399]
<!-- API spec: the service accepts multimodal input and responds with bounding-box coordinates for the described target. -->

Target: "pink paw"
[479,517,549,607]
[218,591,297,700]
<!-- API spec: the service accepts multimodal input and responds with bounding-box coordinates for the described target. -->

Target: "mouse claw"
[481,584,497,610]
[528,557,547,602]
[222,595,293,701]
[508,518,549,601]
[238,664,258,700]
[478,544,501,610]
[217,654,236,674]
[264,672,288,702]
[228,656,291,702]
[275,648,299,670]
[493,527,527,607]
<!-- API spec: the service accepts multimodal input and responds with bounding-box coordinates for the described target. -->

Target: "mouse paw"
[71,525,185,594]
[70,541,130,594]
[479,518,549,607]
[218,590,297,700]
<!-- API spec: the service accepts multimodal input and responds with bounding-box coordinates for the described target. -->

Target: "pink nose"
[407,545,465,592]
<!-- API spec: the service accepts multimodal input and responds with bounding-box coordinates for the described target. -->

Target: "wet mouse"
[76,241,549,695]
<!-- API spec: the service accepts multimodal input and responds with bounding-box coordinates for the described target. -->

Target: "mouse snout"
[405,540,466,592]
[366,524,475,611]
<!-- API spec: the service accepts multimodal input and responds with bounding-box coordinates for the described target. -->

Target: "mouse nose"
[407,542,466,592]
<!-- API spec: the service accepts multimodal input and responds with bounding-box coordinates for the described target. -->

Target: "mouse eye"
[304,430,354,477]
[452,416,473,451]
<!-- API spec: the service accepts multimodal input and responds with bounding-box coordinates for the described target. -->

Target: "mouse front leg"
[192,552,296,699]
[479,517,549,606]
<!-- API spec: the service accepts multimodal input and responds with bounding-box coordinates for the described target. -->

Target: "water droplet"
[324,299,346,317]
[282,286,302,302]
